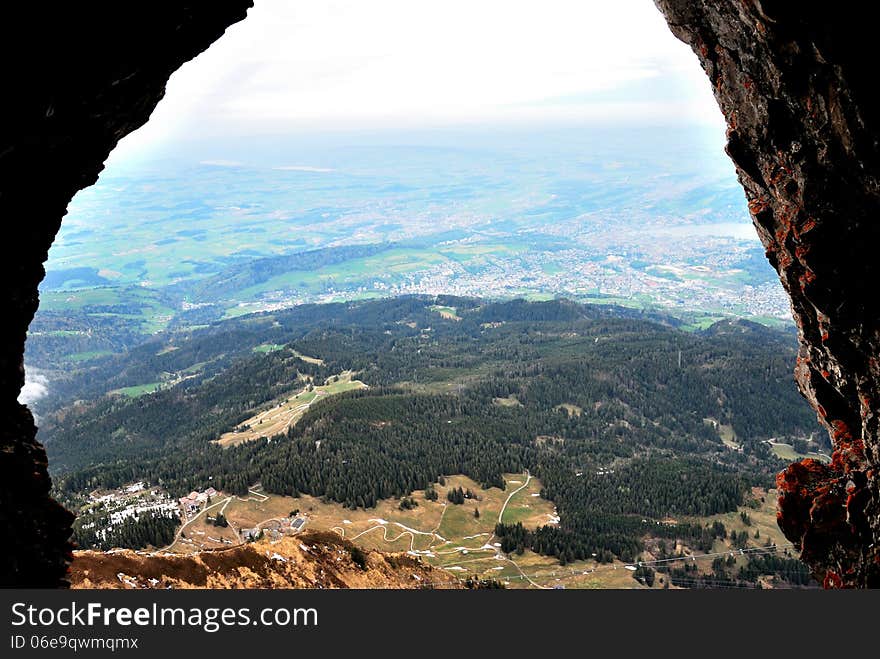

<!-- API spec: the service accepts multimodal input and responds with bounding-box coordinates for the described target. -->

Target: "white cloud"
[199,159,243,167]
[272,165,336,173]
[19,367,49,409]
[112,0,722,161]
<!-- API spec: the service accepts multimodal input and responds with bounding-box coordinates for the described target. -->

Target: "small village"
[172,483,309,552]
[77,480,310,553]
[178,487,219,517]
[79,482,179,543]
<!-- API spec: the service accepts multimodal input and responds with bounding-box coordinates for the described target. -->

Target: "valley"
[25,130,792,380]
[44,296,822,588]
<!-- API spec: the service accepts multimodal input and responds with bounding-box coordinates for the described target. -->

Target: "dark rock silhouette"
[0,2,252,587]
[657,0,880,586]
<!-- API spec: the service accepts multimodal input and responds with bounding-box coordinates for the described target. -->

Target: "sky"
[111,0,723,164]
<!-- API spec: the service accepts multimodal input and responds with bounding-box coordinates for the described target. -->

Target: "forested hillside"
[43,296,820,564]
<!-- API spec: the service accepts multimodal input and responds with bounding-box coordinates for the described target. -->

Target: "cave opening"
[6,0,796,589]
[4,1,879,588]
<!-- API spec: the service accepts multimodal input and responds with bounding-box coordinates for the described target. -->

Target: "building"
[179,496,199,514]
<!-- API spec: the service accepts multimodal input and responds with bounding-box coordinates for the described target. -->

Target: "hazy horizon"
[109,0,724,165]
[28,1,775,408]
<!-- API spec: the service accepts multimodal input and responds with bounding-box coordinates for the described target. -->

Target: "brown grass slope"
[70,531,460,589]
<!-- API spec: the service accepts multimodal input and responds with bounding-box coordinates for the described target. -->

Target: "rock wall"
[655,0,880,586]
[0,2,252,587]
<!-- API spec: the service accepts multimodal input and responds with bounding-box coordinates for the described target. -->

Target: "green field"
[555,403,583,417]
[492,395,522,408]
[221,473,593,588]
[215,370,366,447]
[768,440,830,463]
[429,305,460,320]
[111,382,164,397]
[252,343,285,353]
[68,350,113,362]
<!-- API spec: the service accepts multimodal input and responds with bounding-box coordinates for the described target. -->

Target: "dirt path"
[498,470,531,524]
[494,471,547,589]
[350,525,417,551]
[349,520,444,552]
[429,504,448,545]
[158,496,232,553]
[506,556,548,589]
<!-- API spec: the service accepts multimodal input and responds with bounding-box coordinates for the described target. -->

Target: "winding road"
[327,470,547,588]
[157,496,233,553]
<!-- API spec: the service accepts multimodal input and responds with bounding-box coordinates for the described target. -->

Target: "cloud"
[19,366,49,410]
[199,159,243,167]
[110,0,722,162]
[272,165,336,173]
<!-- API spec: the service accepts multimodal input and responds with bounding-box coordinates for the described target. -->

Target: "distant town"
[235,238,790,324]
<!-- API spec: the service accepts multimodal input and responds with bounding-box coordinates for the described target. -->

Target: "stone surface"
[656,0,880,586]
[0,1,252,587]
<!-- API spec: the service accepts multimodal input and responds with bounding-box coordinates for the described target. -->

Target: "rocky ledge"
[656,0,880,586]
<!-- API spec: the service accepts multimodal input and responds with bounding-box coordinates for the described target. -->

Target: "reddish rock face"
[0,2,252,587]
[656,0,880,586]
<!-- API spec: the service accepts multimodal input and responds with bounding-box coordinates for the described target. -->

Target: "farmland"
[27,129,794,373]
[205,478,799,589]
[215,370,366,447]
[212,474,647,589]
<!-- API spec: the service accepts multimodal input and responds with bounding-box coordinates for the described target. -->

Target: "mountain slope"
[70,531,459,589]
